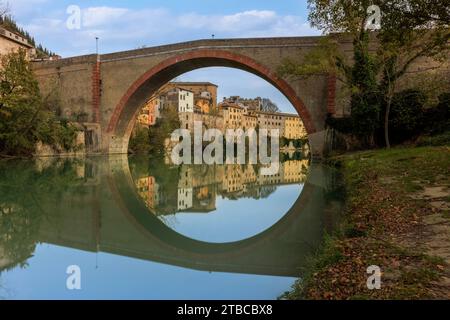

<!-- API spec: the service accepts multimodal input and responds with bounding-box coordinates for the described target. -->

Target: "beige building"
[167,82,218,113]
[282,114,308,140]
[0,27,35,60]
[242,111,258,131]
[179,112,224,133]
[218,98,307,140]
[257,111,285,136]
[136,82,218,127]
[221,104,244,130]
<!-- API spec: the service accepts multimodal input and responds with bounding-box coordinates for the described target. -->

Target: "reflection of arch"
[107,50,316,152]
[108,159,318,257]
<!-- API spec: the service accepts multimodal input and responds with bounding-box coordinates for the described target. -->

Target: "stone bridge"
[32,36,352,158]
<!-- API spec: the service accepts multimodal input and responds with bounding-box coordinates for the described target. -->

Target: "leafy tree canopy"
[0,50,77,156]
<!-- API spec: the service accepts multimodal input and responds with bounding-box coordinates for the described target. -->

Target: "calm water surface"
[0,156,343,299]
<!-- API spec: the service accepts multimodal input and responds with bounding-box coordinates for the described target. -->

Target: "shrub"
[0,50,78,156]
[423,93,450,135]
[388,89,426,144]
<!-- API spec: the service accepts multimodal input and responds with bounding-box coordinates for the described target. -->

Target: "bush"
[129,126,151,154]
[416,131,450,147]
[0,50,78,156]
[423,93,450,135]
[388,89,426,144]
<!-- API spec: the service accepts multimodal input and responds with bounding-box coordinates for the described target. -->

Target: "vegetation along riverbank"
[285,140,450,300]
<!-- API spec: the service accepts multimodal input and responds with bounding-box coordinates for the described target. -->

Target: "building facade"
[170,82,218,113]
[282,113,308,140]
[136,82,218,127]
[137,98,161,126]
[218,97,307,140]
[0,27,35,60]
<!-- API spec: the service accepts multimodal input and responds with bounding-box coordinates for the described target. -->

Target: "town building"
[218,98,307,140]
[0,26,35,59]
[136,82,218,128]
[169,82,218,113]
[137,98,161,126]
[179,111,224,133]
[257,111,285,137]
[221,103,244,130]
[222,96,262,112]
[282,113,308,140]
[161,87,195,113]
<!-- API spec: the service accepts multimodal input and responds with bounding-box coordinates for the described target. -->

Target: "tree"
[0,50,77,156]
[374,0,449,147]
[281,0,450,148]
[279,33,381,147]
[261,98,280,113]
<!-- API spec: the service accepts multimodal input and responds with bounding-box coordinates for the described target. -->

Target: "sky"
[7,0,321,113]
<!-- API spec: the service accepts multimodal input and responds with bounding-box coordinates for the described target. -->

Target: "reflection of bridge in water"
[32,156,341,277]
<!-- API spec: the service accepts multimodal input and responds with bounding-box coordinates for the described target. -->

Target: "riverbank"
[285,145,450,299]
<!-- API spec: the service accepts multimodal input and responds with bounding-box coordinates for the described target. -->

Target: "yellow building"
[242,113,258,131]
[221,104,244,130]
[137,98,160,126]
[283,114,307,140]
[256,112,285,136]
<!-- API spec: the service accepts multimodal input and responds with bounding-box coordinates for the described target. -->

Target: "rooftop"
[170,81,218,87]
[0,26,33,48]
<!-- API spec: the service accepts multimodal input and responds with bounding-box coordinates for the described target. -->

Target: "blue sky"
[8,0,320,112]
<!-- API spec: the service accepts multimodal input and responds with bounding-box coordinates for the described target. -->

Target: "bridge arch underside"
[107,50,319,155]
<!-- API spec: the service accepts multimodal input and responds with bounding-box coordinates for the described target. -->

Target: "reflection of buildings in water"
[136,176,160,211]
[134,160,310,216]
[0,246,12,270]
[284,159,309,184]
[177,188,193,211]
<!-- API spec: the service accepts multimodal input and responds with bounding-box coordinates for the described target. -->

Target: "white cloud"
[20,6,319,57]
[6,0,49,18]
[82,7,129,28]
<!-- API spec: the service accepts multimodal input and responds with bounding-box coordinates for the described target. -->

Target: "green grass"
[286,145,450,300]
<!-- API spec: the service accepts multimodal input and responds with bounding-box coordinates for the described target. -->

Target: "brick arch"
[107,49,316,148]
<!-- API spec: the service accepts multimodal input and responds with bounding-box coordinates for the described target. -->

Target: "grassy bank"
[285,145,450,299]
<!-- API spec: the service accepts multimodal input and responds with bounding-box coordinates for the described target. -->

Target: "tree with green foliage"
[129,102,181,155]
[261,98,280,113]
[0,50,77,156]
[149,103,181,154]
[389,89,426,144]
[280,0,449,148]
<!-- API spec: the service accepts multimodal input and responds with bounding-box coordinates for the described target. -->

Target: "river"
[0,155,343,299]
